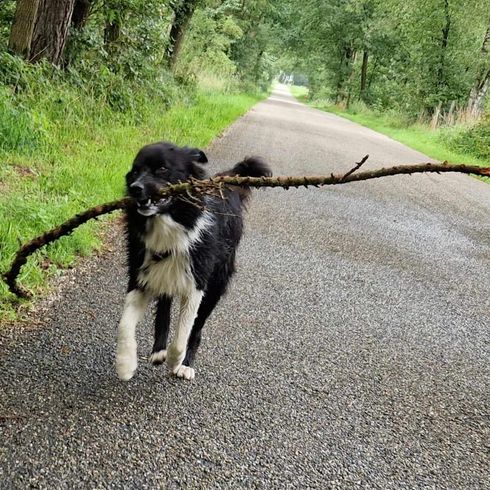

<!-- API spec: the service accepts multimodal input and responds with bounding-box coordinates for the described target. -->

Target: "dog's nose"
[129,182,144,197]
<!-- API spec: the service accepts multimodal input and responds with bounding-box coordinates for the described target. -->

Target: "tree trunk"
[167,0,199,70]
[467,25,490,117]
[103,1,126,48]
[360,50,368,100]
[8,0,41,58]
[345,51,357,109]
[367,56,378,91]
[30,0,76,65]
[71,0,91,29]
[436,0,451,90]
[254,49,264,83]
[430,101,442,129]
[336,46,355,106]
[468,74,490,117]
[335,47,349,103]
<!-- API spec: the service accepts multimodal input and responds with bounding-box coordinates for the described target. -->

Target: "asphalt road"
[1,85,489,489]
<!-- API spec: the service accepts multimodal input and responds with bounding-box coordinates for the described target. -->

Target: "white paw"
[173,365,195,381]
[166,344,185,370]
[116,353,137,381]
[149,349,167,364]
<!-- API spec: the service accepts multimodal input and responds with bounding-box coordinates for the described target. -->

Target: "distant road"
[1,84,489,488]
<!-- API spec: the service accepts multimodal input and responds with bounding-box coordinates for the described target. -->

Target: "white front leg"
[116,289,150,381]
[166,288,203,376]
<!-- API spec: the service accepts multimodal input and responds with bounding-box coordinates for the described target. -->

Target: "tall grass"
[440,116,490,161]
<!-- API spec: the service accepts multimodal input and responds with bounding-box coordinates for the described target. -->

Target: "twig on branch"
[341,154,369,181]
[4,161,490,298]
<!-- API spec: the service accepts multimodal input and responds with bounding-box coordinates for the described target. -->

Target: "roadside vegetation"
[0,0,275,320]
[290,85,490,168]
[282,0,489,170]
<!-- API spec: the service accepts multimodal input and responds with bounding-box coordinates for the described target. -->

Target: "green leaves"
[274,0,490,117]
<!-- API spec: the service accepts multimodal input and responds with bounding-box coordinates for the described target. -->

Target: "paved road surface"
[1,85,489,488]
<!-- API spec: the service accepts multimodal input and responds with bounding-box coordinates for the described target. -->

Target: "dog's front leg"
[167,288,204,380]
[116,289,150,381]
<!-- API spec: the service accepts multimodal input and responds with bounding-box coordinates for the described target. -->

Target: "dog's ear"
[185,147,208,164]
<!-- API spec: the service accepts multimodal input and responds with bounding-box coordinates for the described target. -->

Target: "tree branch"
[4,161,490,298]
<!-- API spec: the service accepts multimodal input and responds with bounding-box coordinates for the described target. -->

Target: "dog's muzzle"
[135,197,172,216]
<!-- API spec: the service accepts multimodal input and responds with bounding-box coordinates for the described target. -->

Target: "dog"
[115,142,271,381]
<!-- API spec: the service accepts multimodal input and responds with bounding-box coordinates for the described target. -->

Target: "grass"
[290,86,490,169]
[289,85,309,102]
[0,89,264,322]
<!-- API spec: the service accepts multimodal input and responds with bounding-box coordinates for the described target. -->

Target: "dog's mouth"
[136,197,172,216]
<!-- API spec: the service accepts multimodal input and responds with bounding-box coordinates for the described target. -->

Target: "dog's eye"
[154,167,167,176]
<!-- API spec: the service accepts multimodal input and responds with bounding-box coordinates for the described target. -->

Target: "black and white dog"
[116,142,271,381]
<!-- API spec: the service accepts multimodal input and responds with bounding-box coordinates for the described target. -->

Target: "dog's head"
[126,142,208,216]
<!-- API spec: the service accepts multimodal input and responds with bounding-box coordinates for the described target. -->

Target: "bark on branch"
[4,161,490,298]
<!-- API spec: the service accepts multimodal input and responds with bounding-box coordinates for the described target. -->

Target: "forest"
[279,0,490,161]
[282,1,489,118]
[1,1,489,155]
[0,0,489,317]
[0,0,276,139]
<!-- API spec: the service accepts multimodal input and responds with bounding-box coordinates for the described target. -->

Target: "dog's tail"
[229,157,272,179]
[216,157,272,202]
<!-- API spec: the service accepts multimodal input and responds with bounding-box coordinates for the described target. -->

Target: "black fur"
[124,141,271,370]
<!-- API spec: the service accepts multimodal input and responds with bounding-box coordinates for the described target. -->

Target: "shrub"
[0,48,195,157]
[441,116,490,161]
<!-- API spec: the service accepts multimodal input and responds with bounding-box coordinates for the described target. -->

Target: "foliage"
[0,1,15,42]
[441,116,490,160]
[275,0,490,119]
[176,0,277,90]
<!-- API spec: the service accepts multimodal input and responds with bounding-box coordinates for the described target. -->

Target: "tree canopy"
[273,0,490,118]
[0,0,488,118]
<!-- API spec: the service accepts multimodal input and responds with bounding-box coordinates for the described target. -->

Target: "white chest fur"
[137,212,213,297]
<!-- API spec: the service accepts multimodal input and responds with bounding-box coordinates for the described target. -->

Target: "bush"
[441,116,490,161]
[0,48,195,157]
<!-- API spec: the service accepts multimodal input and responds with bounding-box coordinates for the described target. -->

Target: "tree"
[30,0,76,64]
[467,24,490,116]
[71,0,91,30]
[167,0,200,70]
[436,0,451,93]
[273,0,490,118]
[8,0,41,58]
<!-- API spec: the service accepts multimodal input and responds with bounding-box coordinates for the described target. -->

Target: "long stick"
[4,162,490,298]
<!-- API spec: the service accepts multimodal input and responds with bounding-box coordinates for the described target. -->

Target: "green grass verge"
[290,86,489,168]
[0,89,264,321]
[289,85,309,101]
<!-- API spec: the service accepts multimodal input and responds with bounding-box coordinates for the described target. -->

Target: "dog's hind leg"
[166,288,203,380]
[116,289,150,381]
[149,295,172,365]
